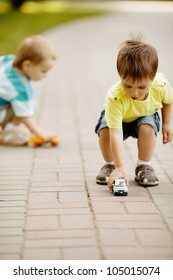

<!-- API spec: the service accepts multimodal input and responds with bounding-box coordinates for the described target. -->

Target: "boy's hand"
[18,117,55,142]
[162,124,173,144]
[37,131,55,142]
[108,167,129,190]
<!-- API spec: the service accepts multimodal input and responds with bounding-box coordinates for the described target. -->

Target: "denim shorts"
[95,110,160,140]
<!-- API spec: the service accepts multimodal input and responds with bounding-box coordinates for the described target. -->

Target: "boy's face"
[23,59,55,81]
[121,77,153,101]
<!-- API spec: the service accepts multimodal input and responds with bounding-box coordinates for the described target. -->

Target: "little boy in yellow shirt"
[95,37,173,188]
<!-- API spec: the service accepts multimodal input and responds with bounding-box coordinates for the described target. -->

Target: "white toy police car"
[112,178,128,196]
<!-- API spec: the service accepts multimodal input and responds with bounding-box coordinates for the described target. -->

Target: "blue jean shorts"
[95,110,160,140]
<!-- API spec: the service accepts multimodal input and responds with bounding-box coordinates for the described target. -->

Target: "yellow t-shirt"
[105,73,173,129]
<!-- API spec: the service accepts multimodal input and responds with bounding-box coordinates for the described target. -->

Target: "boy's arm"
[108,128,129,189]
[161,103,173,144]
[18,116,53,141]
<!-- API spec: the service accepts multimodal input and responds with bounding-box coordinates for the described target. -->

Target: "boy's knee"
[99,127,109,138]
[138,123,155,136]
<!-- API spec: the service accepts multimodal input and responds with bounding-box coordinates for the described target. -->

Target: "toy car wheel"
[35,143,41,147]
[51,142,56,146]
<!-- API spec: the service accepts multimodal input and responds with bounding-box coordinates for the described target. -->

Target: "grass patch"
[0,8,105,54]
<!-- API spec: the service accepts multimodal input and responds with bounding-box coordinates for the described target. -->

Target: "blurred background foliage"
[1,1,167,54]
[8,1,103,9]
[0,0,106,54]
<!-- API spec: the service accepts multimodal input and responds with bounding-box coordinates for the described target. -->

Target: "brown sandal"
[135,164,159,186]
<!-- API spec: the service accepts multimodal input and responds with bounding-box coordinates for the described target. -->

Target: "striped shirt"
[0,55,34,123]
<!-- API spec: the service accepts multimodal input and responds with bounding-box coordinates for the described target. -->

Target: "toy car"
[112,178,128,196]
[28,135,59,147]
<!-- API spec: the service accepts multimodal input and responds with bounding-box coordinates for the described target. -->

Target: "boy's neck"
[144,92,149,100]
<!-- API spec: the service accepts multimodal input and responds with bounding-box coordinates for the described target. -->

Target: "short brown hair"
[13,35,56,69]
[117,38,158,81]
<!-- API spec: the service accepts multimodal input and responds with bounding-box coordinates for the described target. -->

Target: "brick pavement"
[0,8,173,260]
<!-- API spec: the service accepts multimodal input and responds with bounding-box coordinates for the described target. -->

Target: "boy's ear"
[22,60,32,69]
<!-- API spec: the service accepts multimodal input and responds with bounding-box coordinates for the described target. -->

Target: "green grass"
[0,8,105,54]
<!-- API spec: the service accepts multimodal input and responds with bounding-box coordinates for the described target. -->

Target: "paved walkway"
[0,5,173,260]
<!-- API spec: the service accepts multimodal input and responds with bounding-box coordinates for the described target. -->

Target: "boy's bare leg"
[137,124,156,161]
[136,124,159,186]
[96,128,115,184]
[99,128,113,161]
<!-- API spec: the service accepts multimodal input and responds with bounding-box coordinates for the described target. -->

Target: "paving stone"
[99,229,137,246]
[28,192,58,204]
[60,215,94,229]
[0,228,23,236]
[62,247,101,260]
[27,202,58,209]
[0,195,28,201]
[26,216,59,230]
[135,229,173,246]
[27,209,58,216]
[164,218,173,232]
[95,213,162,222]
[0,220,24,228]
[0,201,27,207]
[91,202,126,214]
[59,173,84,181]
[0,207,26,214]
[0,236,23,245]
[152,194,173,205]
[0,244,21,254]
[157,205,173,218]
[25,229,95,240]
[149,183,173,194]
[103,246,173,260]
[24,238,97,248]
[31,181,83,188]
[0,213,25,220]
[30,186,83,192]
[59,192,88,203]
[0,190,28,195]
[0,185,30,190]
[62,203,90,210]
[96,220,166,229]
[31,173,58,183]
[0,254,20,260]
[0,181,29,185]
[0,176,30,181]
[23,248,61,260]
[124,202,159,214]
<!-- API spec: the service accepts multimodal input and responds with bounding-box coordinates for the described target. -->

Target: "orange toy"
[29,135,59,147]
